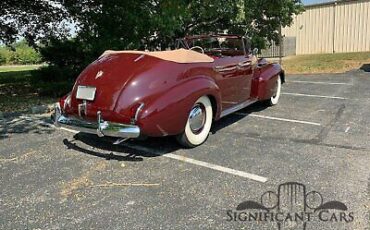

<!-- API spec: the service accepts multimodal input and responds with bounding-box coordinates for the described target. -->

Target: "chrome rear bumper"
[53,104,140,138]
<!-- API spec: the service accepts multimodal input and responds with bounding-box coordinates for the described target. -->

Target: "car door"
[233,54,256,102]
[213,54,255,109]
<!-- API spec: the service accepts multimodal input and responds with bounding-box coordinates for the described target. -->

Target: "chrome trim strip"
[220,99,258,118]
[64,94,71,111]
[134,54,145,62]
[214,65,237,72]
[238,61,251,67]
[222,101,239,105]
[53,105,140,138]
[133,103,145,124]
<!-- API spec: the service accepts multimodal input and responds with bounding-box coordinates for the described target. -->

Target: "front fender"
[252,63,283,100]
[138,77,221,137]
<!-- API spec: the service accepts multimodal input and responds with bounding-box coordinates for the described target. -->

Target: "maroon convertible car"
[53,34,284,147]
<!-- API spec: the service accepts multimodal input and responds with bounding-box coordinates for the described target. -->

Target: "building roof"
[305,0,364,7]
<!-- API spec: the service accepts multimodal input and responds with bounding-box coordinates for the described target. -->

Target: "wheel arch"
[280,69,285,84]
[206,94,220,120]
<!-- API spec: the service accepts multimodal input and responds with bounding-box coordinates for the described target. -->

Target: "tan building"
[282,0,370,55]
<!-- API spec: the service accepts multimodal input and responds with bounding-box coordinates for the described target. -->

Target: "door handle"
[238,60,252,68]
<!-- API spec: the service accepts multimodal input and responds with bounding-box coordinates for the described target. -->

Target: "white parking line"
[164,153,268,183]
[20,116,82,133]
[235,113,321,126]
[122,143,267,183]
[60,127,79,134]
[57,127,268,183]
[288,80,351,85]
[282,92,347,100]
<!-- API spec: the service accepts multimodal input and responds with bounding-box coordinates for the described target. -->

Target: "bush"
[0,52,6,65]
[28,39,96,97]
[15,47,42,64]
[0,48,11,64]
[31,65,78,83]
[30,65,77,97]
[0,40,42,65]
[32,81,73,97]
[29,40,88,97]
[39,39,96,72]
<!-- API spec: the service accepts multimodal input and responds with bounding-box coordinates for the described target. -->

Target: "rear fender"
[138,77,221,137]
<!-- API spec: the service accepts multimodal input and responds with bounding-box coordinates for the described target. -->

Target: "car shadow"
[64,102,269,162]
[211,101,268,134]
[63,136,150,162]
[63,132,181,162]
[360,63,370,72]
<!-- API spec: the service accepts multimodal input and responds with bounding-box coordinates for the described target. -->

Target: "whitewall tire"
[176,96,213,147]
[268,76,282,106]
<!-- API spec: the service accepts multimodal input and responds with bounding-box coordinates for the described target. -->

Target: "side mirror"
[252,48,259,56]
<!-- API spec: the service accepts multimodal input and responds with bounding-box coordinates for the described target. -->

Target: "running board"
[220,99,258,118]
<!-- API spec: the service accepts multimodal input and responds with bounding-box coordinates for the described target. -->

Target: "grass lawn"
[0,65,57,114]
[0,65,45,84]
[282,52,370,74]
[0,64,42,73]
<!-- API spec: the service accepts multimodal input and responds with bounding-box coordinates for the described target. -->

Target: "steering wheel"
[190,46,205,54]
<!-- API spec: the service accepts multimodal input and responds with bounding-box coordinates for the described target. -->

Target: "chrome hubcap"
[189,104,206,134]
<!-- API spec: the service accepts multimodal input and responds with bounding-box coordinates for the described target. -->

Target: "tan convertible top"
[101,48,214,64]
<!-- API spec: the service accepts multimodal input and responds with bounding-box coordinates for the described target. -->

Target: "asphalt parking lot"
[1,69,370,229]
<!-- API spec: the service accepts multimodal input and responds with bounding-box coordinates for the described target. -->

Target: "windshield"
[177,37,247,57]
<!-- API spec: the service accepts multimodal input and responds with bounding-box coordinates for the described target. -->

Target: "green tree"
[239,0,304,48]
[147,0,240,49]
[1,0,303,80]
[0,40,42,65]
[0,0,68,47]
[38,0,241,76]
[1,0,303,50]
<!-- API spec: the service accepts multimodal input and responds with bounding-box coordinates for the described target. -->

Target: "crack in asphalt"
[221,130,368,151]
[315,103,346,144]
